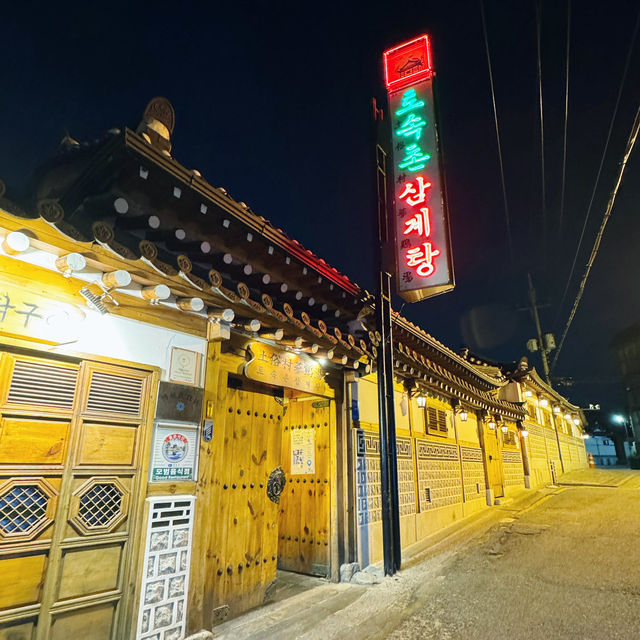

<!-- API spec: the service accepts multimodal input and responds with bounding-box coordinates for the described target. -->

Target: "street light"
[613,414,625,425]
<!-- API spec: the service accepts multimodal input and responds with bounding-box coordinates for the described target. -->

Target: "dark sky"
[2,0,639,415]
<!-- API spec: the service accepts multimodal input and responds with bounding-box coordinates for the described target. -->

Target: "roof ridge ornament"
[137,97,175,156]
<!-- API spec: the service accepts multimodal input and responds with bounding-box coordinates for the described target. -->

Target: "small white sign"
[168,347,201,386]
[151,423,198,482]
[291,429,315,475]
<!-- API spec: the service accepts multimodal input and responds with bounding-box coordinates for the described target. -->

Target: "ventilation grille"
[426,407,448,434]
[87,371,143,415]
[0,485,48,534]
[7,359,78,409]
[78,483,123,528]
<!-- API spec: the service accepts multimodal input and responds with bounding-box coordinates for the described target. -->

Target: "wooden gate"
[0,350,155,640]
[278,397,331,577]
[483,424,504,499]
[209,384,284,615]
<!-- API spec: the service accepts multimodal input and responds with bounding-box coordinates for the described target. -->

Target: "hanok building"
[462,353,588,488]
[0,98,585,640]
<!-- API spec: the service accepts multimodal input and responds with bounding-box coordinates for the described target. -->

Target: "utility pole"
[527,273,551,384]
[525,273,565,473]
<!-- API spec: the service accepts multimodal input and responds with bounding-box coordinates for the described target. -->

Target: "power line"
[536,1,547,253]
[479,0,514,264]
[558,0,571,239]
[554,8,640,327]
[551,103,640,372]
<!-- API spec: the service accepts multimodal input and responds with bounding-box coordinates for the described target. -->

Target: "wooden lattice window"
[70,477,129,535]
[0,478,56,542]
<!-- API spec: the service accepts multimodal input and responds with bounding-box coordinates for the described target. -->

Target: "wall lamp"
[524,389,533,398]
[552,405,561,414]
[501,424,509,434]
[539,398,549,408]
[488,420,496,430]
[416,394,427,409]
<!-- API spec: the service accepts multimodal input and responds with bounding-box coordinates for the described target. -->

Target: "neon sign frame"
[384,34,454,303]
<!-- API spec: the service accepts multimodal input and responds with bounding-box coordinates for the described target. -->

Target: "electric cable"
[558,0,571,239]
[480,0,514,264]
[554,8,640,327]
[536,1,547,254]
[551,103,640,372]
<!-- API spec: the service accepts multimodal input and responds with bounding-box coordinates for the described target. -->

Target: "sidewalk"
[557,466,636,487]
[203,487,557,640]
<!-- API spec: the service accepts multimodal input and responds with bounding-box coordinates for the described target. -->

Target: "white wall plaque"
[168,346,201,386]
[151,423,198,482]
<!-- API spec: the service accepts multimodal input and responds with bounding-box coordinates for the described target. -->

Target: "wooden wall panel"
[50,605,114,640]
[0,620,35,640]
[0,553,47,609]
[0,418,69,465]
[58,544,122,599]
[76,423,137,466]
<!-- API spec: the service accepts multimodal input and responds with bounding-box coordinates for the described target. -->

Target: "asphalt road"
[381,471,640,639]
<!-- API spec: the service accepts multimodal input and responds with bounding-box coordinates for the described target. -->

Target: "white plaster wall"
[48,308,206,384]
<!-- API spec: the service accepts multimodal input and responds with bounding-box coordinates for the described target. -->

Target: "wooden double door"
[209,387,333,620]
[0,350,155,640]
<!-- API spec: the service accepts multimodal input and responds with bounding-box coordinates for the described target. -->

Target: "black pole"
[372,98,401,575]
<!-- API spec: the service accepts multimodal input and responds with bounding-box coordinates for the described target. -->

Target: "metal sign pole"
[373,99,401,575]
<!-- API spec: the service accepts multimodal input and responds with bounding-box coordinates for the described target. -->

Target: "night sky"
[2,0,639,415]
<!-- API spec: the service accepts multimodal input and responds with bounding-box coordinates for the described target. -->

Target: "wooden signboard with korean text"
[0,280,85,345]
[244,342,329,396]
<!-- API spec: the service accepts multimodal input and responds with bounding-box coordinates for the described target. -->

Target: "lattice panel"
[137,497,195,640]
[502,450,524,486]
[503,463,524,487]
[545,431,561,462]
[460,447,485,501]
[78,483,123,528]
[501,450,522,465]
[416,439,462,511]
[355,430,381,526]
[86,371,143,416]
[397,437,416,517]
[0,485,47,534]
[7,358,78,409]
[527,424,544,439]
[528,433,547,462]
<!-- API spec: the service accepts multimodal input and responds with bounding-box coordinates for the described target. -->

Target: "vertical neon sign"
[384,35,454,302]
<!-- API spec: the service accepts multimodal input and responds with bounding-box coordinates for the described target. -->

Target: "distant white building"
[585,435,631,466]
